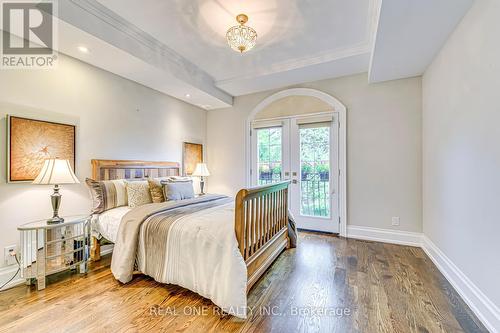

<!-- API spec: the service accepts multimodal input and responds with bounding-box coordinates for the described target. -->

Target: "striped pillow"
[85,178,128,214]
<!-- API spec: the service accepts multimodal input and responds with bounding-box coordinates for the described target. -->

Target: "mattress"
[95,206,131,243]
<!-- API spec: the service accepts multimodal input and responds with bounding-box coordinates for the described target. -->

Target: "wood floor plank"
[0,232,488,333]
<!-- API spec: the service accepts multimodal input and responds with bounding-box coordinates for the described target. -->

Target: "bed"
[89,159,291,318]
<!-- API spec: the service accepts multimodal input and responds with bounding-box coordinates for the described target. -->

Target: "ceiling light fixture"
[226,14,257,53]
[185,93,191,98]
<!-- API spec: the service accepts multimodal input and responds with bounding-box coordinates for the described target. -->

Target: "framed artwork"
[182,142,203,176]
[7,115,76,182]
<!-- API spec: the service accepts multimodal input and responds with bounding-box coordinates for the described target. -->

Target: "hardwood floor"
[0,232,487,333]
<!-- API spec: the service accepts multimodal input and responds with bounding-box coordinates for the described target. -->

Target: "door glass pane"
[257,127,282,185]
[299,125,330,217]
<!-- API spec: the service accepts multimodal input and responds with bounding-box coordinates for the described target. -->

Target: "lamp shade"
[192,163,210,177]
[32,159,80,185]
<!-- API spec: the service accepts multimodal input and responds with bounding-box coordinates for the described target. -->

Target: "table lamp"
[192,163,210,195]
[32,158,80,224]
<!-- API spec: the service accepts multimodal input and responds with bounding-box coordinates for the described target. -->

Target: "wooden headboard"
[91,159,181,181]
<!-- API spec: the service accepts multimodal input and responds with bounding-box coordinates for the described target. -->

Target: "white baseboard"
[0,246,114,291]
[0,265,23,291]
[347,225,422,247]
[2,230,497,332]
[421,235,500,333]
[346,225,499,332]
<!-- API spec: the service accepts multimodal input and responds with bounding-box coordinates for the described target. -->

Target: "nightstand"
[18,215,91,290]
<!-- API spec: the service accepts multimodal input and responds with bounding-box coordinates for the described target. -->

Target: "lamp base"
[47,216,64,224]
[48,184,64,224]
[200,178,206,195]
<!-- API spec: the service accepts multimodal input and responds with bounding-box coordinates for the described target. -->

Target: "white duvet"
[109,195,248,319]
[93,206,131,242]
[137,202,248,318]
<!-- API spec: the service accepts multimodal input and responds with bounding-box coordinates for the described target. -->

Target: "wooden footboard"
[89,160,291,292]
[234,181,291,292]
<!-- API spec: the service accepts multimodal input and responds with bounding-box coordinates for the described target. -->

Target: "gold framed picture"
[7,115,76,182]
[182,142,203,176]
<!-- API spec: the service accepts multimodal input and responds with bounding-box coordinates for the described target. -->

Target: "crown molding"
[67,0,182,62]
[215,0,379,92]
[50,0,374,100]
[367,0,382,46]
[217,0,380,88]
[216,42,371,87]
[51,0,232,106]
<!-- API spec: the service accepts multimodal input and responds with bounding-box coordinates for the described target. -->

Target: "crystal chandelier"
[226,14,257,53]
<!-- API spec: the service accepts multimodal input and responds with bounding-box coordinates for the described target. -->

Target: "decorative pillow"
[85,178,128,214]
[166,176,192,182]
[147,178,166,203]
[125,180,153,207]
[162,180,195,201]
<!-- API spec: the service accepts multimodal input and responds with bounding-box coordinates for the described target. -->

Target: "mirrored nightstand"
[18,215,91,290]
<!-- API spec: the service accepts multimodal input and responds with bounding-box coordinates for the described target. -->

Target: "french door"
[251,114,339,233]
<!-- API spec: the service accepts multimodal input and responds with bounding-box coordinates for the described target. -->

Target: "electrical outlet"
[391,217,400,226]
[4,245,16,265]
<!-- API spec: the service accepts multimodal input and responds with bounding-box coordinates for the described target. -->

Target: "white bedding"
[136,201,247,317]
[109,195,248,318]
[93,206,131,242]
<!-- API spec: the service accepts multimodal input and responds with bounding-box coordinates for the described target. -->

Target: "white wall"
[423,0,500,314]
[0,53,206,271]
[254,95,332,119]
[207,73,422,233]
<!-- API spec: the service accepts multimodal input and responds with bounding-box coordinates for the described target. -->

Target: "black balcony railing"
[259,172,330,218]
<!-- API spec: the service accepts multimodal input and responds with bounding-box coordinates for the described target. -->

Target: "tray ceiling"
[33,0,474,109]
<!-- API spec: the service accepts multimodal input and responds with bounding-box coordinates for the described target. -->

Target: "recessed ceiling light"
[77,46,89,53]
[185,94,191,98]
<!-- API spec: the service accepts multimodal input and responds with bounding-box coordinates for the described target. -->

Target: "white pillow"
[167,176,192,182]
